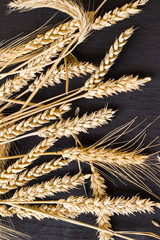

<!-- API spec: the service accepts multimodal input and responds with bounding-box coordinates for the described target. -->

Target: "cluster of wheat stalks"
[0,0,159,239]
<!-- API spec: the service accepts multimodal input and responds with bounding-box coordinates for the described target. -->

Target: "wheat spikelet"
[9,174,90,201]
[0,104,71,142]
[38,107,115,138]
[28,62,96,92]
[84,28,134,91]
[85,75,151,99]
[93,0,149,30]
[0,114,10,171]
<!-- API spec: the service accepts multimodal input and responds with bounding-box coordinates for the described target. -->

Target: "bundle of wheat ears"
[0,0,159,239]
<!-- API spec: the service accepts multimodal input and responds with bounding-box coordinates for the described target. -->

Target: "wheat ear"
[96,215,113,240]
[38,107,115,139]
[59,146,148,166]
[0,107,115,193]
[8,174,90,201]
[90,166,107,198]
[46,195,157,216]
[7,157,71,190]
[84,28,134,91]
[28,62,96,92]
[2,194,159,223]
[85,75,151,99]
[93,0,149,30]
[90,165,112,240]
[0,104,71,142]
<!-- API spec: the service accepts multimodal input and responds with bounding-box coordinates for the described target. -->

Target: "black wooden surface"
[0,0,160,239]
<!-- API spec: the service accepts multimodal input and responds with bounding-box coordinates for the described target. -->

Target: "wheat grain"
[28,62,96,92]
[0,104,71,142]
[85,75,151,99]
[84,28,134,91]
[0,35,73,103]
[90,166,111,240]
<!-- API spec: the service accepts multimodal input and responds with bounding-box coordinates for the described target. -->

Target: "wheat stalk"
[85,75,151,99]
[84,28,134,91]
[0,104,71,141]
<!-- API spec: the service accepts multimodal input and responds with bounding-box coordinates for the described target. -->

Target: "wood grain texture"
[0,0,160,239]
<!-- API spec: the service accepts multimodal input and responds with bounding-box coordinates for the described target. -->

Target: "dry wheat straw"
[0,104,71,142]
[84,28,134,91]
[28,62,96,92]
[85,75,151,99]
[0,107,114,193]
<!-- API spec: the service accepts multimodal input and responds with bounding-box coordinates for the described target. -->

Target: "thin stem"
[64,57,69,93]
[95,0,107,15]
[0,97,44,107]
[0,132,37,146]
[116,231,160,239]
[0,152,59,160]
